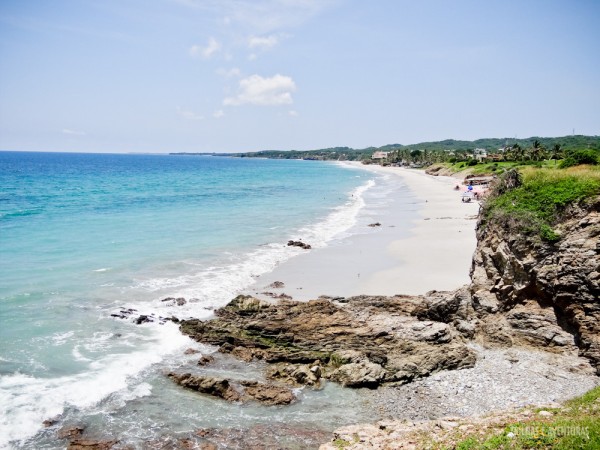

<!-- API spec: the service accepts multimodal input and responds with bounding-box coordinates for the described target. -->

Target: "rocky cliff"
[455,196,600,373]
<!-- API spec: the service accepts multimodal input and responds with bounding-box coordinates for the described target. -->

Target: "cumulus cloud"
[288,110,298,116]
[189,37,221,59]
[223,74,296,106]
[213,109,225,118]
[177,107,204,120]
[62,128,86,136]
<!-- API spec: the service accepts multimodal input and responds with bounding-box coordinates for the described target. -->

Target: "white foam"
[71,345,92,362]
[50,331,74,345]
[0,322,191,448]
[0,175,376,448]
[123,178,376,319]
[93,268,111,272]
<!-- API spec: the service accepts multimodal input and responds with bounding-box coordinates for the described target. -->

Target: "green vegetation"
[170,135,600,165]
[332,438,351,449]
[482,166,600,241]
[450,386,600,449]
[559,149,600,168]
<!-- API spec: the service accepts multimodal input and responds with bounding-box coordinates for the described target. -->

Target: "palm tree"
[512,143,524,161]
[550,144,563,165]
[529,139,547,161]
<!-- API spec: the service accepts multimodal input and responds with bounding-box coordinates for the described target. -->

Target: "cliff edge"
[469,195,600,373]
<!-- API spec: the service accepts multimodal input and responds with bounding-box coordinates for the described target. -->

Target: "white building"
[473,148,488,161]
[372,151,389,160]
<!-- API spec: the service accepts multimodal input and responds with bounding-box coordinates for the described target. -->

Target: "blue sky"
[0,0,599,153]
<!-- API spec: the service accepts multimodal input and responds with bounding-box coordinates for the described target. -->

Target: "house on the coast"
[372,151,389,160]
[474,148,487,162]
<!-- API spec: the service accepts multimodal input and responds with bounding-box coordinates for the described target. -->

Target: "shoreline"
[31,161,600,450]
[246,162,480,300]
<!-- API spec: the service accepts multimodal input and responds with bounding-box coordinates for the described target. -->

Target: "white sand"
[356,164,480,295]
[245,163,480,300]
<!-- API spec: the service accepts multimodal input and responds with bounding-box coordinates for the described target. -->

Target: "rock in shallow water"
[167,372,296,405]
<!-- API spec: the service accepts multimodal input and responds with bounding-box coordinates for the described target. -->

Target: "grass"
[448,386,600,449]
[482,165,600,241]
[440,160,557,176]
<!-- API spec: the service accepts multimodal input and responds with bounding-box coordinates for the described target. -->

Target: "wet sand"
[246,163,480,300]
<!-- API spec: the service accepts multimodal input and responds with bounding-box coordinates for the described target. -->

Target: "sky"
[0,0,599,153]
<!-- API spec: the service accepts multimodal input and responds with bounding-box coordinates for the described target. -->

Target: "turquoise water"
[0,152,385,448]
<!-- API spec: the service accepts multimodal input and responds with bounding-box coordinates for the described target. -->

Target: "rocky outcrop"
[167,372,296,405]
[110,308,180,325]
[179,295,476,388]
[466,197,600,373]
[168,373,243,402]
[161,296,187,306]
[67,439,118,450]
[287,240,312,249]
[412,198,600,373]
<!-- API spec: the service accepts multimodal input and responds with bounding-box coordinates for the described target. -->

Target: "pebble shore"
[370,344,598,421]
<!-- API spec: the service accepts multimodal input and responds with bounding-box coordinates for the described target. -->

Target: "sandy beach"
[247,163,480,300]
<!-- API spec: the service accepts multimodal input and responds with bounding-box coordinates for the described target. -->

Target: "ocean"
[0,152,410,449]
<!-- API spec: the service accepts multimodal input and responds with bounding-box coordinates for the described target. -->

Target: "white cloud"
[189,37,221,59]
[288,110,298,116]
[248,34,279,50]
[223,74,296,106]
[174,0,337,34]
[62,128,86,136]
[213,109,225,118]
[247,53,257,61]
[216,67,241,78]
[177,107,204,120]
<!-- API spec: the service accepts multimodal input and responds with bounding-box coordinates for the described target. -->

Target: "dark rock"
[134,315,152,325]
[67,439,118,450]
[184,348,200,355]
[161,297,187,306]
[167,373,296,405]
[368,222,382,227]
[240,380,296,405]
[268,281,285,289]
[197,355,215,366]
[43,417,59,427]
[178,438,196,449]
[167,373,242,402]
[58,426,84,439]
[287,240,312,250]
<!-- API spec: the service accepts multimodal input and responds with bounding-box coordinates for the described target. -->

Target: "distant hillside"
[170,135,600,161]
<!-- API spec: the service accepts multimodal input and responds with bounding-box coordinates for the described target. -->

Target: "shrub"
[483,167,600,241]
[467,159,478,166]
[560,149,599,168]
